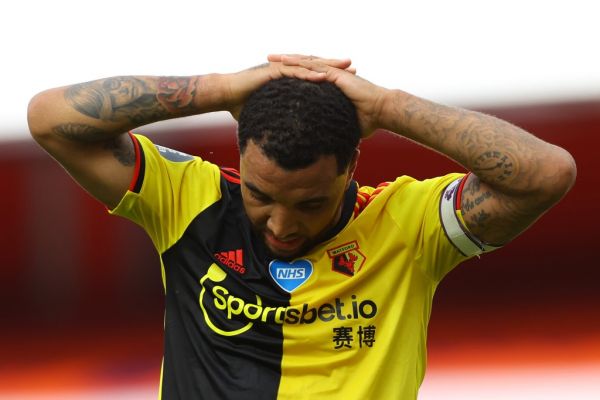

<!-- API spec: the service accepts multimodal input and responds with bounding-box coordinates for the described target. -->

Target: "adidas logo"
[214,249,246,274]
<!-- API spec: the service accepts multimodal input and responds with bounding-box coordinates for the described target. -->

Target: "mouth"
[264,232,305,255]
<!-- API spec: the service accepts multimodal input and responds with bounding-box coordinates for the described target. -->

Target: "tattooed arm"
[274,54,577,245]
[27,74,225,208]
[27,62,340,208]
[378,93,577,245]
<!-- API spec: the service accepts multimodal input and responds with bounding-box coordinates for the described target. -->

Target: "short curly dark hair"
[238,77,360,174]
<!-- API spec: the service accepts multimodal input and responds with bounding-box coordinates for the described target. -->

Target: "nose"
[266,206,299,240]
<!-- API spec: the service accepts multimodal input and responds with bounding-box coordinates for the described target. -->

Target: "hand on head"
[266,53,387,138]
[225,57,339,120]
[225,53,387,138]
[267,54,356,76]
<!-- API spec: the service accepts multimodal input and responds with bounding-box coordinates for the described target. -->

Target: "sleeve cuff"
[440,174,501,257]
[128,132,145,193]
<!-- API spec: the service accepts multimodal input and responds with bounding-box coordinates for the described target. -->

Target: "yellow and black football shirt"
[111,133,495,400]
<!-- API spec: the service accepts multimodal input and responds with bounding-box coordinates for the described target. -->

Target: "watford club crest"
[327,241,366,277]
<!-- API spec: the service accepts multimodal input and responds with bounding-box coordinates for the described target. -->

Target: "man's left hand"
[268,54,388,138]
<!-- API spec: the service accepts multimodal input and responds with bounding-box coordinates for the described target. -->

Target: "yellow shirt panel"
[278,174,469,400]
[110,134,222,254]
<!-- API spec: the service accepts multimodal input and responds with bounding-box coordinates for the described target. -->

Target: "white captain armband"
[440,175,501,257]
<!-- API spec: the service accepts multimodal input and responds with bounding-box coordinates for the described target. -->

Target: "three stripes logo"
[214,249,246,274]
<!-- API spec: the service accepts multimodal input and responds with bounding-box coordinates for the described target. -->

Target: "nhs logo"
[276,268,306,280]
[269,259,313,293]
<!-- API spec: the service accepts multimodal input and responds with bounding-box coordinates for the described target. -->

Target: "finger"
[268,53,312,63]
[346,66,357,75]
[295,59,341,75]
[267,54,283,62]
[326,58,352,69]
[277,64,328,82]
[291,58,351,73]
[280,55,352,70]
[308,56,351,69]
[278,54,300,65]
[304,70,328,81]
[298,60,328,73]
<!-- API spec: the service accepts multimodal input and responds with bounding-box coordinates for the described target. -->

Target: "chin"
[266,245,301,261]
[266,240,316,261]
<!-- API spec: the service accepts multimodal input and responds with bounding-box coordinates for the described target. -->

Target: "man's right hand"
[26,57,355,209]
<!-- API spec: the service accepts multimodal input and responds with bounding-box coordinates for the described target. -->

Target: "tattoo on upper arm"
[64,76,198,125]
[467,209,491,229]
[461,175,496,230]
[52,123,106,141]
[104,136,135,166]
[460,174,538,244]
[462,190,493,213]
[462,177,494,211]
[52,123,134,166]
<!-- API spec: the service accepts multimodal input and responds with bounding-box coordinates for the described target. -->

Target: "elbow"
[27,91,53,144]
[540,146,577,204]
[27,93,44,140]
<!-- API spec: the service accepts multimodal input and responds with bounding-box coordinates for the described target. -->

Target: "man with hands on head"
[272,54,576,247]
[28,54,576,400]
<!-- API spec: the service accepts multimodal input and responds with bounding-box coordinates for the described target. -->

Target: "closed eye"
[297,201,326,212]
[248,188,272,204]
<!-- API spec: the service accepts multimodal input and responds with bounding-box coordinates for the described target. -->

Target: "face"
[103,77,145,108]
[240,141,357,260]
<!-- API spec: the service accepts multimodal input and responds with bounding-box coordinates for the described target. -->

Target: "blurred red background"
[1,99,598,398]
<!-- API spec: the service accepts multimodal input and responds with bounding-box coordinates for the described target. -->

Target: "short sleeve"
[383,174,495,282]
[110,133,222,254]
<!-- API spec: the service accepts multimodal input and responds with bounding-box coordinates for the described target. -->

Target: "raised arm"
[274,54,577,246]
[28,61,344,209]
[27,74,229,208]
[375,91,576,245]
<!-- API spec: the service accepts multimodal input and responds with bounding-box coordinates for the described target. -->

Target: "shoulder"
[132,133,221,190]
[356,174,464,212]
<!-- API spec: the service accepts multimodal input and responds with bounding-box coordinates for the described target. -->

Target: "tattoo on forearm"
[65,76,198,125]
[455,114,529,187]
[52,123,106,141]
[473,150,515,183]
[394,95,562,244]
[65,77,157,121]
[397,96,531,188]
[157,76,198,112]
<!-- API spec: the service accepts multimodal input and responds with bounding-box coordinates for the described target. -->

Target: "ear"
[345,148,360,189]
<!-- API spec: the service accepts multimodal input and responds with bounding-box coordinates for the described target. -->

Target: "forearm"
[378,90,575,197]
[28,74,227,142]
